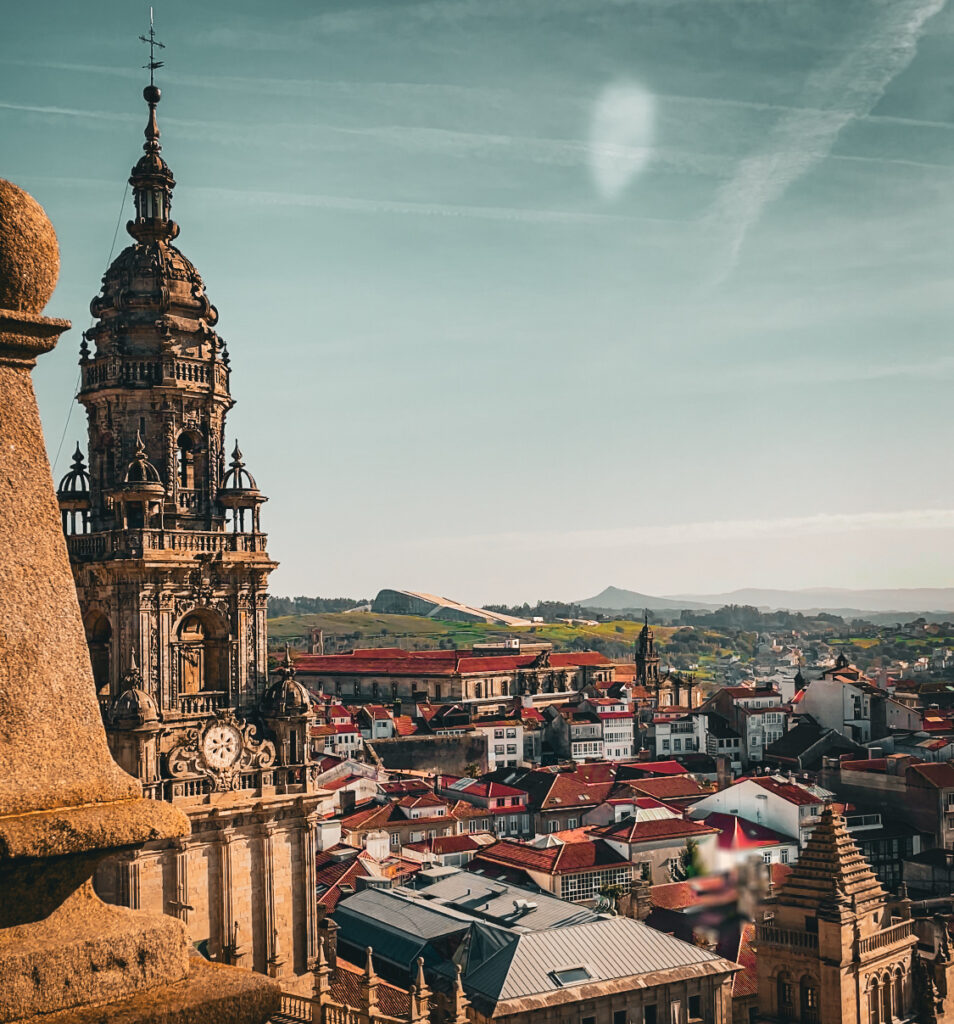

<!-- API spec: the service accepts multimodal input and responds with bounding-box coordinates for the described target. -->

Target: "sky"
[4,0,954,606]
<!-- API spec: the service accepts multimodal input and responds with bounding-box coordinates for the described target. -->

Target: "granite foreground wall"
[0,177,279,1023]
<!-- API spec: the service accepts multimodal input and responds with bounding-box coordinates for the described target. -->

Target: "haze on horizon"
[4,0,954,607]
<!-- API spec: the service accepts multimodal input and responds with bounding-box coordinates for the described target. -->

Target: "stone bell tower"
[635,611,660,691]
[59,78,275,743]
[58,72,325,986]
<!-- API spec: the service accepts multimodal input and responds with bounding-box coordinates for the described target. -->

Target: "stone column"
[259,820,283,977]
[302,816,320,967]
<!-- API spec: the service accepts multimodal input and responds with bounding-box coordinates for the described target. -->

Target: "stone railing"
[82,357,229,392]
[174,691,227,716]
[67,528,269,561]
[858,920,913,955]
[278,994,406,1024]
[756,923,819,951]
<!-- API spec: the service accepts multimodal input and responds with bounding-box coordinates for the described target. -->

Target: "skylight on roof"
[551,967,591,987]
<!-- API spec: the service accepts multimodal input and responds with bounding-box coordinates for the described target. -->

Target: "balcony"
[756,923,819,951]
[174,691,227,716]
[67,528,269,561]
[857,920,913,955]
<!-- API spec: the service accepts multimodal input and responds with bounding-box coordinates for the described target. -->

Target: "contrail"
[416,508,954,552]
[706,0,947,285]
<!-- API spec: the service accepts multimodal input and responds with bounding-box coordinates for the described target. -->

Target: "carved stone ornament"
[167,709,275,791]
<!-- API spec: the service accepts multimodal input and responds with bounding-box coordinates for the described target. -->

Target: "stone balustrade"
[858,920,913,955]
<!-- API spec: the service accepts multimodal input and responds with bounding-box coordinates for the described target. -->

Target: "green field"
[267,611,677,657]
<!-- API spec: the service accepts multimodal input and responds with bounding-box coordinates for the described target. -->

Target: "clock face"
[203,723,242,769]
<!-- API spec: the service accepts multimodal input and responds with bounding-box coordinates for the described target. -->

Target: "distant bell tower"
[635,611,660,690]
[59,76,276,762]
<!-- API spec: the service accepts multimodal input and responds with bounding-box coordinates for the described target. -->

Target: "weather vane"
[139,7,165,87]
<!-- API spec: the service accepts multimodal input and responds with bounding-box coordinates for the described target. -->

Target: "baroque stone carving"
[167,709,276,792]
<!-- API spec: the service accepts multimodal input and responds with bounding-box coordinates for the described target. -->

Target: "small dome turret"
[110,652,160,729]
[221,442,258,494]
[219,441,266,534]
[261,646,313,718]
[57,443,91,535]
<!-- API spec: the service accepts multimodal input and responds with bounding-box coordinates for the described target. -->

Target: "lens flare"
[588,80,655,201]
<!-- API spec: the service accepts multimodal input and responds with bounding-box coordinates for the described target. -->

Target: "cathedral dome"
[111,686,160,728]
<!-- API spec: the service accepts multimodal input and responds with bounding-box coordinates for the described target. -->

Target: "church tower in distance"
[58,78,324,984]
[635,611,660,690]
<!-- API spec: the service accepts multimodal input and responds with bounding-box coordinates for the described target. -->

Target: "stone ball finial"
[0,178,59,313]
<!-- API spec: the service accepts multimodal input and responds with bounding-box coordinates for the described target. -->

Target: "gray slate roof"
[464,916,729,1005]
[412,871,599,931]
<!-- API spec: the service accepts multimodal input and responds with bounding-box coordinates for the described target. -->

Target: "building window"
[581,1017,595,1024]
[780,848,789,864]
[644,1008,657,1024]
[548,820,558,833]
[801,976,819,1024]
[688,995,701,1020]
[567,817,578,829]
[614,1012,626,1024]
[777,973,794,1020]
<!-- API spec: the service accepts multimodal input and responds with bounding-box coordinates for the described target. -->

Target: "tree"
[464,762,481,779]
[671,838,704,880]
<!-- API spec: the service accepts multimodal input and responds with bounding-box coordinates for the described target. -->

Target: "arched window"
[777,972,795,1021]
[176,611,227,696]
[800,976,819,1024]
[881,974,891,1024]
[894,968,905,1018]
[85,612,112,696]
[177,435,195,489]
[868,978,880,1024]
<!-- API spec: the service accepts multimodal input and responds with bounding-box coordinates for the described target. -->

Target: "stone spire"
[127,81,179,243]
[361,947,379,1012]
[775,804,886,916]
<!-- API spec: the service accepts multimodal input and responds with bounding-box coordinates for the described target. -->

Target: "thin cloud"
[705,0,947,284]
[418,509,954,553]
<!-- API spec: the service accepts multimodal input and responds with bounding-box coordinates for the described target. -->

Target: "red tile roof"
[650,875,737,911]
[333,958,410,1017]
[624,776,711,802]
[592,816,719,845]
[746,776,822,806]
[732,922,758,999]
[436,775,528,799]
[624,760,689,777]
[292,648,612,678]
[908,761,954,789]
[703,812,795,850]
[403,834,487,855]
[472,837,632,876]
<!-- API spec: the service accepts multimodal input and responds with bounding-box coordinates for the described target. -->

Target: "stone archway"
[84,610,111,695]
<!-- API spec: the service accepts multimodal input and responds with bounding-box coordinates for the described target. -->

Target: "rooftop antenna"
[139,7,166,86]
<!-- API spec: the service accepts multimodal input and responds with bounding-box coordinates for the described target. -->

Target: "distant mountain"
[578,585,954,616]
[666,587,954,614]
[577,586,716,612]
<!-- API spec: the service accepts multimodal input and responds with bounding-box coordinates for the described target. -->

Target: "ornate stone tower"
[635,611,660,691]
[59,77,326,986]
[755,806,918,1024]
[61,79,275,760]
